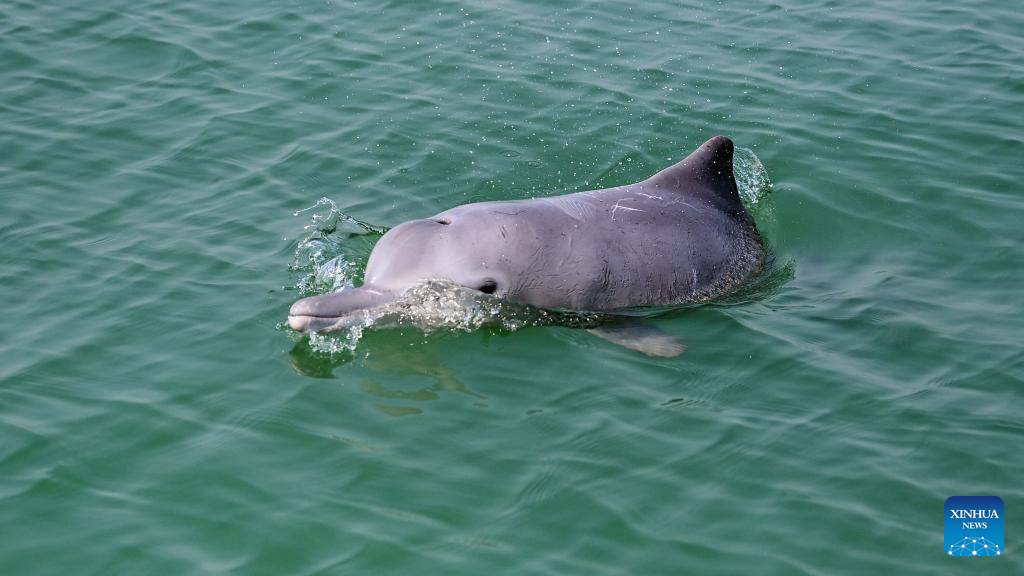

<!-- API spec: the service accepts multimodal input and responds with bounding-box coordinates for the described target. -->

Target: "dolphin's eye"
[477,280,498,294]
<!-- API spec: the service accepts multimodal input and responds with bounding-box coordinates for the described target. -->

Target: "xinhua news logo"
[945,496,1003,557]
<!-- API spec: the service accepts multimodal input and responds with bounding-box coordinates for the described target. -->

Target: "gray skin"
[288,136,763,334]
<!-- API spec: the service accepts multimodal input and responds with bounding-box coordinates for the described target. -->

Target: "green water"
[2,1,1022,573]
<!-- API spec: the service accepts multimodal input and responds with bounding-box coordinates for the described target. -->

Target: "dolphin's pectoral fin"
[587,322,685,358]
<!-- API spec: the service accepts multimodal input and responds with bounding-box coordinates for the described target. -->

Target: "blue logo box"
[945,496,1003,556]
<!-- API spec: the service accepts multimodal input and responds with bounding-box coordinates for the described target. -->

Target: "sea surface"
[2,1,1022,574]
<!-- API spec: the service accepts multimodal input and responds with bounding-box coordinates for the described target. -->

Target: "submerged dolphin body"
[288,136,763,356]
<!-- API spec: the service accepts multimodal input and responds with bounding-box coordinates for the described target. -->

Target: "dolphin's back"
[454,191,760,309]
[428,136,763,311]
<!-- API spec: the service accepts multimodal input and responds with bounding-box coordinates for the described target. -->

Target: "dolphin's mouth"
[288,287,396,333]
[288,279,515,336]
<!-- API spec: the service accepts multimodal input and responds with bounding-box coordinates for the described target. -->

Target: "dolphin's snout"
[287,296,331,332]
[287,310,314,332]
[287,287,395,333]
[288,295,336,318]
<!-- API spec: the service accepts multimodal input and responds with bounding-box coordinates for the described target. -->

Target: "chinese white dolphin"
[288,136,763,356]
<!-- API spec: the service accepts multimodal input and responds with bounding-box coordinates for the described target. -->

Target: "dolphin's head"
[288,211,517,333]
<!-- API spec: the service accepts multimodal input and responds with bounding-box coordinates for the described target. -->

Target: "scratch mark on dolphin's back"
[610,198,644,221]
[544,195,598,221]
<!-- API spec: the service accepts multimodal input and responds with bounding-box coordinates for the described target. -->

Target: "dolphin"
[288,136,763,356]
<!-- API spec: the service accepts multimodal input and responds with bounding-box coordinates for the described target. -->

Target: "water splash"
[734,147,773,206]
[734,146,783,249]
[727,147,793,304]
[394,281,507,331]
[292,197,390,235]
[290,198,387,296]
[298,280,582,355]
[308,326,365,355]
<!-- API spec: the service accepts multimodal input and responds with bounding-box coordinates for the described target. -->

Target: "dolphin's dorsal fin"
[645,136,742,211]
